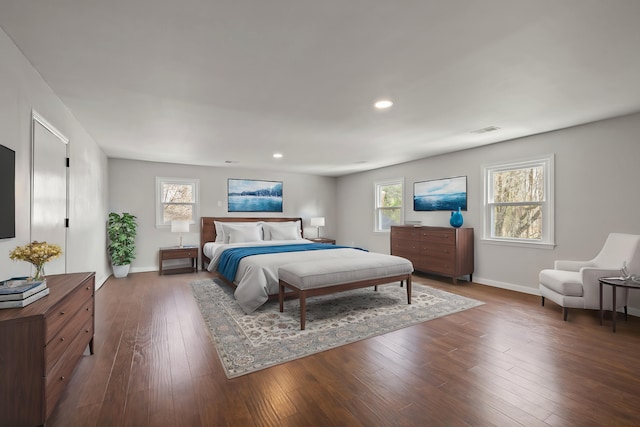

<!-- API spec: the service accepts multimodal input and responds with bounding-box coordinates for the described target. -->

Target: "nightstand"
[159,246,198,275]
[308,237,336,245]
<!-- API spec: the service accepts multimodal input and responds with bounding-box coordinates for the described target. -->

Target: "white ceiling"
[1,1,640,177]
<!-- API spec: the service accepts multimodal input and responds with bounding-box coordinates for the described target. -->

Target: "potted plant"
[107,212,138,278]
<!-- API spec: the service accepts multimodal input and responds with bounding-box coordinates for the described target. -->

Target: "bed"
[200,216,413,313]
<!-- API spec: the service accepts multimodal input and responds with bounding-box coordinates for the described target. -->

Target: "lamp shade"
[310,217,325,227]
[171,220,189,233]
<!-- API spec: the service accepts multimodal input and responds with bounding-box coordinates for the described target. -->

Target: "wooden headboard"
[200,217,303,269]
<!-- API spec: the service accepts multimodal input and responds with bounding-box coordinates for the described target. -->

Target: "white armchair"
[539,233,640,321]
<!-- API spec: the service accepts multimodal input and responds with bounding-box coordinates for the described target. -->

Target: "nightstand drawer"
[162,249,198,259]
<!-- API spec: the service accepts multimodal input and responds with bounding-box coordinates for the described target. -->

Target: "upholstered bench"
[278,254,414,330]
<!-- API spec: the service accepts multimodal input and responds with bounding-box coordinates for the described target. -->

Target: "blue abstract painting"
[228,179,283,212]
[414,176,467,211]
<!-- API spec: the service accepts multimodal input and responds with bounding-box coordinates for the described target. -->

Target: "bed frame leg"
[406,275,412,304]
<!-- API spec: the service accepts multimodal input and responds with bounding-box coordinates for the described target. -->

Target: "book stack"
[0,277,50,309]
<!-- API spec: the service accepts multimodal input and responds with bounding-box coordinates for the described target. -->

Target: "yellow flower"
[9,241,63,281]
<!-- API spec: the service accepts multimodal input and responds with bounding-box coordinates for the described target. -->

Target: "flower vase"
[32,263,45,282]
[450,207,464,228]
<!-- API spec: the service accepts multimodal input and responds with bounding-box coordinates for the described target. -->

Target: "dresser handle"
[60,337,65,342]
[85,329,90,333]
[60,376,65,381]
[60,311,65,315]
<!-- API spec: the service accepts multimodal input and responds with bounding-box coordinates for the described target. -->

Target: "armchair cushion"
[539,270,582,297]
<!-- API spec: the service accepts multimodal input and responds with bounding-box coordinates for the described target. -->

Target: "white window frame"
[374,178,404,233]
[482,155,555,249]
[155,177,200,227]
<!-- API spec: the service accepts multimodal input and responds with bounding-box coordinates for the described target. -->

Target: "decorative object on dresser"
[0,277,49,308]
[159,246,198,275]
[9,240,63,282]
[450,207,464,228]
[0,272,95,427]
[391,225,474,284]
[107,212,138,278]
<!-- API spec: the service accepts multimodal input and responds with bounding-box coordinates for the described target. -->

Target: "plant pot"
[112,263,130,278]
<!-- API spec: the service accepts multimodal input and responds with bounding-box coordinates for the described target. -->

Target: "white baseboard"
[472,276,541,296]
[473,276,640,317]
[130,266,158,274]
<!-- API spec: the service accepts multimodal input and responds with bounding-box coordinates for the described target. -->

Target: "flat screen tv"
[413,176,467,211]
[0,144,16,239]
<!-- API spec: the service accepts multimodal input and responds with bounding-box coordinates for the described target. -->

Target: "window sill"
[480,238,555,250]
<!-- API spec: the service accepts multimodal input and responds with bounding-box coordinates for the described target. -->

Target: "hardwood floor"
[48,271,640,426]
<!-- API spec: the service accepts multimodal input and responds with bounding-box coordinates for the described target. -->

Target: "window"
[156,177,200,226]
[374,178,404,232]
[483,155,554,248]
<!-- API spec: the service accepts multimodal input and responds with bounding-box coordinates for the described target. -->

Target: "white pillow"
[215,221,262,243]
[269,224,302,241]
[262,221,301,240]
[228,225,263,244]
[213,221,228,242]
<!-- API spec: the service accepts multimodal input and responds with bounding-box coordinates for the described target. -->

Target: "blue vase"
[450,207,463,228]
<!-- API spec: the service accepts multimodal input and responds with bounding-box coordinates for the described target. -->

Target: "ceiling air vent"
[470,126,501,134]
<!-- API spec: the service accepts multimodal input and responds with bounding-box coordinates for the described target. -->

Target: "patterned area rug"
[190,278,483,378]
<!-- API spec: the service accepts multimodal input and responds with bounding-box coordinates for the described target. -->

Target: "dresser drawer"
[391,227,423,242]
[45,316,93,418]
[422,228,456,246]
[45,282,93,340]
[45,296,94,375]
[391,239,422,253]
[426,248,456,268]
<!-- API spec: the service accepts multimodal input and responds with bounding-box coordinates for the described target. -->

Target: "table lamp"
[310,217,325,239]
[171,220,189,248]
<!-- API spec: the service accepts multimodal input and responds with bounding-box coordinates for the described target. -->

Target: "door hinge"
[65,218,69,228]
[66,157,70,167]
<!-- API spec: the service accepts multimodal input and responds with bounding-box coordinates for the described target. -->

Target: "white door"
[31,113,68,275]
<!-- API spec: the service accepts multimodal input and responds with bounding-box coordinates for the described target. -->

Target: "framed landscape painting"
[228,179,283,212]
[413,176,467,211]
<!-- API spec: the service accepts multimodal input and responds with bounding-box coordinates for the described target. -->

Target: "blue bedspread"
[217,243,364,282]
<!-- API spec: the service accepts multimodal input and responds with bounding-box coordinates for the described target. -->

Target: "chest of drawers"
[391,226,474,284]
[0,272,95,426]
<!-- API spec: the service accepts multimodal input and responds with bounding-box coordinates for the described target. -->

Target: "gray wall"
[337,112,640,311]
[0,28,110,286]
[108,159,337,271]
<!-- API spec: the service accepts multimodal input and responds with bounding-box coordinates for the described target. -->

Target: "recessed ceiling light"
[374,99,393,109]
[273,153,283,159]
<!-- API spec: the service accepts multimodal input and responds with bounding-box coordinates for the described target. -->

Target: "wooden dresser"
[0,272,95,427]
[391,225,474,284]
